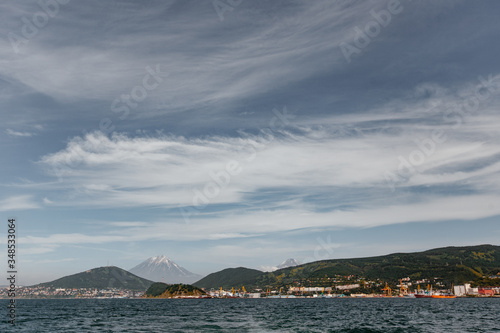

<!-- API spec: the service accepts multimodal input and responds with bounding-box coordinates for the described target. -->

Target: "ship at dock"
[414,284,456,298]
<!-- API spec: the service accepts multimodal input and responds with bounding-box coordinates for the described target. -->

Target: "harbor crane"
[381,283,392,297]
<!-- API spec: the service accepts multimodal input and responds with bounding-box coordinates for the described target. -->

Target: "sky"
[1,0,500,285]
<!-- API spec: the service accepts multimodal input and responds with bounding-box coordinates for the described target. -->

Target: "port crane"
[381,283,392,297]
[399,279,408,296]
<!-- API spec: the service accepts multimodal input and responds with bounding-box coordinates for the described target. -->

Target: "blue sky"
[1,0,500,285]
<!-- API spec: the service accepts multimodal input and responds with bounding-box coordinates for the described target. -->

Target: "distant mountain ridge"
[195,244,500,289]
[36,266,153,291]
[33,245,500,291]
[129,255,203,284]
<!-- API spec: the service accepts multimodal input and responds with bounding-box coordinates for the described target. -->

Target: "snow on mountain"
[260,258,302,272]
[277,258,301,269]
[129,255,203,284]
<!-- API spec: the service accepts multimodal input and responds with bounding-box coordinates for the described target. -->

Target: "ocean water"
[1,298,499,332]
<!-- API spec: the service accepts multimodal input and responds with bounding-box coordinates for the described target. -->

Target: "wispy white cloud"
[0,0,404,114]
[5,128,35,137]
[34,71,500,213]
[18,192,500,247]
[25,72,500,257]
[0,195,40,211]
[22,257,76,264]
[20,246,59,256]
[109,222,149,227]
[21,233,126,245]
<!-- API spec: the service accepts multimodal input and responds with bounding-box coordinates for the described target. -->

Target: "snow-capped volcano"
[277,258,301,269]
[260,258,302,272]
[129,255,203,284]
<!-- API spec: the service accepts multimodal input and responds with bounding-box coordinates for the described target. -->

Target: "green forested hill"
[144,283,206,298]
[36,266,154,291]
[195,245,500,289]
[193,267,263,289]
[258,244,500,287]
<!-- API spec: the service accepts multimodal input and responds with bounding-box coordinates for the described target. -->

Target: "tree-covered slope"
[144,283,206,298]
[36,266,154,291]
[193,267,263,289]
[194,245,500,289]
[258,244,500,287]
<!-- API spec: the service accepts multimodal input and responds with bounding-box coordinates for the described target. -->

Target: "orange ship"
[430,294,456,298]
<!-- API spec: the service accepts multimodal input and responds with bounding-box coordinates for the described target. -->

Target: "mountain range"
[33,245,500,291]
[194,244,500,289]
[129,255,203,284]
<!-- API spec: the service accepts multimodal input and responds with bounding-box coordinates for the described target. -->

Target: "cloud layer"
[35,74,500,237]
[2,0,500,284]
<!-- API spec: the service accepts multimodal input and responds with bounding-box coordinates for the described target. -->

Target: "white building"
[453,285,467,296]
[453,283,480,296]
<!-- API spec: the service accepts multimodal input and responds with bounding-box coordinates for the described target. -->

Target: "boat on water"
[414,293,456,298]
[414,284,456,298]
[430,294,456,299]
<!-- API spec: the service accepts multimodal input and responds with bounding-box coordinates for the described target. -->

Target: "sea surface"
[1,298,499,332]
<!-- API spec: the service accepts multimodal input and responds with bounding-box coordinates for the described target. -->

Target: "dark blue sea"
[1,298,499,332]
